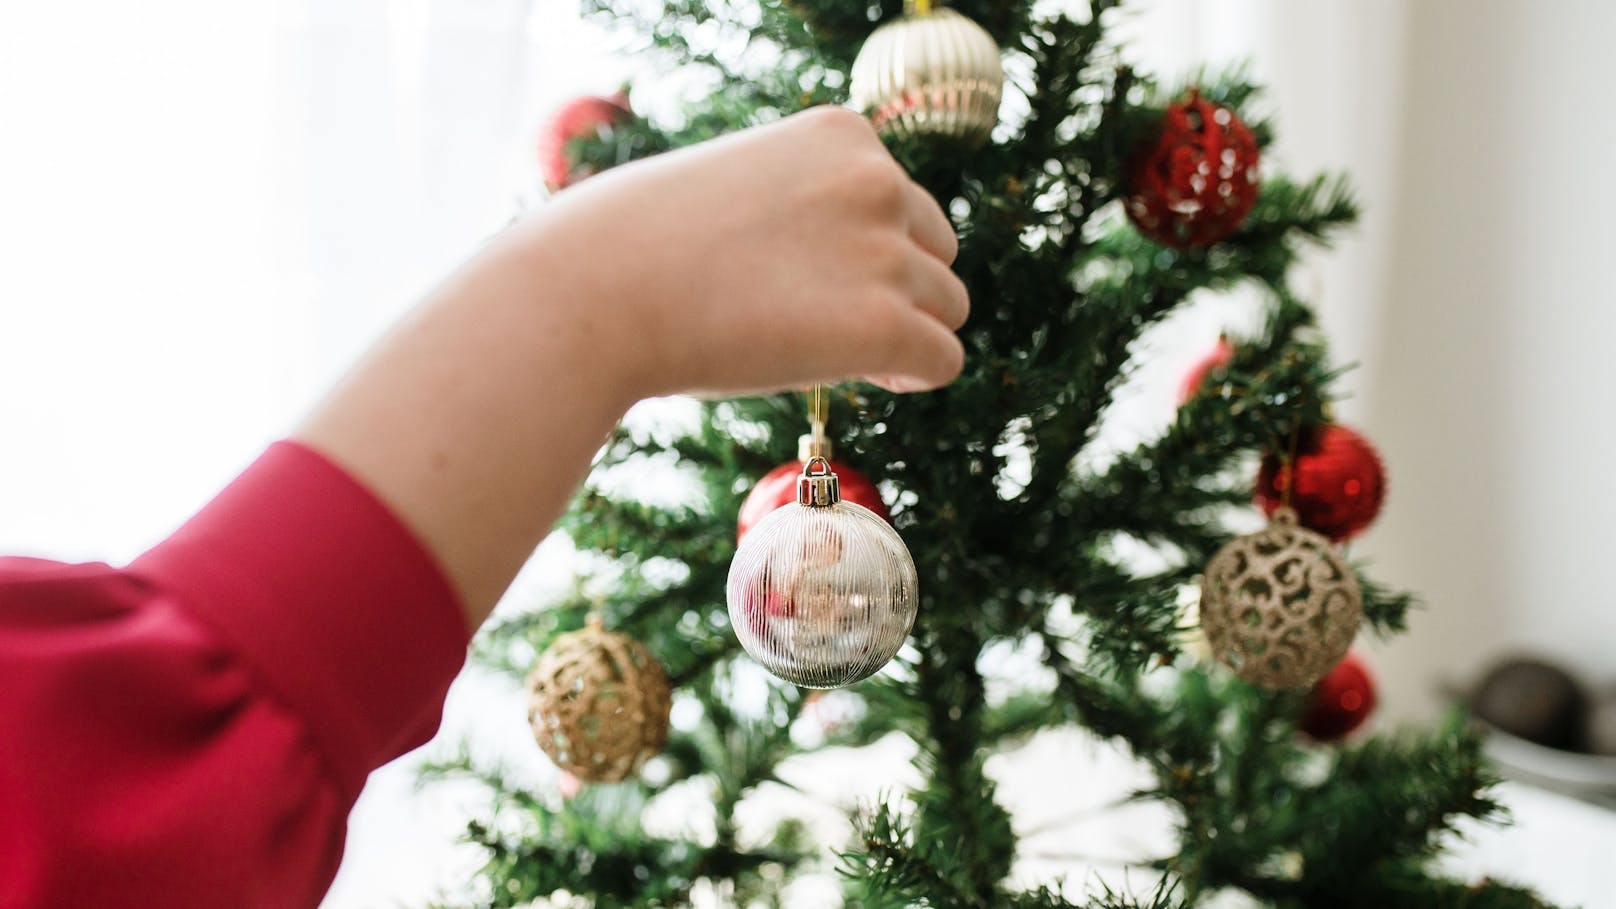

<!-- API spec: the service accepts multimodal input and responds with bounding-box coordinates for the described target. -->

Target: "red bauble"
[736,459,888,542]
[1125,91,1260,249]
[1177,335,1235,405]
[537,93,633,192]
[1256,424,1387,541]
[1301,652,1377,741]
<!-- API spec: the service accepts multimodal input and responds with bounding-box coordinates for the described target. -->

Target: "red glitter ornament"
[1300,651,1377,741]
[1177,335,1235,405]
[537,92,633,192]
[737,454,888,543]
[1256,424,1387,542]
[1125,91,1260,249]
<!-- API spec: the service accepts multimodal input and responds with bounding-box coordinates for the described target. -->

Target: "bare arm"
[294,108,969,626]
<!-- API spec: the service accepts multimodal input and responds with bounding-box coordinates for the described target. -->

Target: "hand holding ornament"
[297,109,970,622]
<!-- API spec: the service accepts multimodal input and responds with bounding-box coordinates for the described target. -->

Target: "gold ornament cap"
[797,456,841,507]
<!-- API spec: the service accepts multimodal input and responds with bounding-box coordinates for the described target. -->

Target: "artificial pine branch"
[1356,571,1417,635]
[429,0,1562,905]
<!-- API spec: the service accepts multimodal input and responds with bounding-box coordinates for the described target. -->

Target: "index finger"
[903,179,959,265]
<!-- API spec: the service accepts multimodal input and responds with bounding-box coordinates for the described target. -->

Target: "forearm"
[295,217,633,625]
[294,109,967,632]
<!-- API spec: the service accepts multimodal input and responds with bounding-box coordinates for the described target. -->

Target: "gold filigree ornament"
[526,614,672,782]
[1199,507,1363,689]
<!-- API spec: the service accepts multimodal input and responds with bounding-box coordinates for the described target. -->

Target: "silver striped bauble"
[727,458,918,689]
[849,1,1005,146]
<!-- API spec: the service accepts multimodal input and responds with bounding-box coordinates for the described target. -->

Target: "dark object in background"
[1471,657,1587,751]
[1586,689,1616,757]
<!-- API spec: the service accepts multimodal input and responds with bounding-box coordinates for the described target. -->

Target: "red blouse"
[0,441,470,908]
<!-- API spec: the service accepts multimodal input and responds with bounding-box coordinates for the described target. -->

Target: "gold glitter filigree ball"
[727,458,919,689]
[1199,508,1363,689]
[849,0,1005,146]
[526,615,671,782]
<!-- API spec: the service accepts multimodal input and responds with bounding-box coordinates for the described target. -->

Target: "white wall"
[0,0,544,564]
[1115,0,1410,380]
[1362,0,1616,720]
[0,1,298,564]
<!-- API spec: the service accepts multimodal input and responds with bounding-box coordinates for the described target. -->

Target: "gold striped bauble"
[849,0,1005,146]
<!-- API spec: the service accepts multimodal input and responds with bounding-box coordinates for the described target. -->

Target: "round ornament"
[537,92,634,192]
[727,457,919,689]
[1585,688,1616,757]
[738,435,889,542]
[1199,507,1363,689]
[1470,656,1587,751]
[1256,424,1387,542]
[1300,651,1378,741]
[526,614,671,782]
[1125,91,1260,249]
[1177,334,1235,405]
[849,0,1005,146]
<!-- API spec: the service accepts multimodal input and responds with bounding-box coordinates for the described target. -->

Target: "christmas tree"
[426,1,1556,906]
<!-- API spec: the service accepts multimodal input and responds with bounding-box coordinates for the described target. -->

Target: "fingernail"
[886,377,929,393]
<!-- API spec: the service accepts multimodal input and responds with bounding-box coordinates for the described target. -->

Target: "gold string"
[807,384,828,459]
[1281,416,1302,510]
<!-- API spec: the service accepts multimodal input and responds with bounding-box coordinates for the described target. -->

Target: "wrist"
[502,204,672,409]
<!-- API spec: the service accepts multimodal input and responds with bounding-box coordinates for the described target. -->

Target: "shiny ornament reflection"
[728,459,918,688]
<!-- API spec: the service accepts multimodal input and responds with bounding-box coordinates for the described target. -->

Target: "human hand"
[297,108,969,617]
[516,106,969,400]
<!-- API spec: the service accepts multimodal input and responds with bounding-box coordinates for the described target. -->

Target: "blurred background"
[2,0,1611,905]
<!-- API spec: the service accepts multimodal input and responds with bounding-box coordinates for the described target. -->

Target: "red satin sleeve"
[0,440,470,908]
